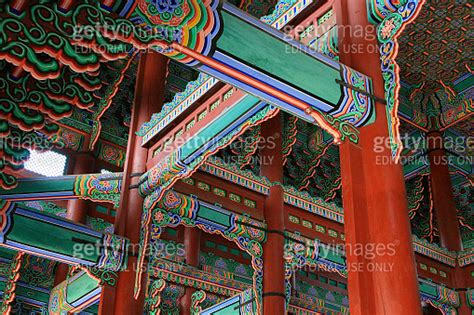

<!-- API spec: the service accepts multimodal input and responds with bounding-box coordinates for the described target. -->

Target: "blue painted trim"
[72,286,101,307]
[222,3,339,69]
[213,51,335,112]
[15,206,103,238]
[201,294,241,315]
[182,100,268,164]
[199,65,311,121]
[0,191,74,200]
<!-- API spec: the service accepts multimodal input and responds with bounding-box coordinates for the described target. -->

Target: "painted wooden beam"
[0,277,50,312]
[200,3,375,129]
[48,271,101,315]
[0,201,128,270]
[200,289,256,315]
[139,90,279,199]
[137,0,317,147]
[0,173,122,207]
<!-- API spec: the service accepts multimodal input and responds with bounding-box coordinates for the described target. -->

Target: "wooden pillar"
[54,151,95,286]
[334,0,422,313]
[454,267,472,315]
[260,113,286,314]
[181,227,201,315]
[111,52,169,314]
[53,264,69,287]
[426,131,462,251]
[66,152,96,223]
[98,285,116,315]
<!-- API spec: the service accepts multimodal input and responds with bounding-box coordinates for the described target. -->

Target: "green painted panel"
[0,177,75,195]
[8,213,99,263]
[16,285,50,303]
[95,205,109,215]
[208,300,241,315]
[198,205,231,227]
[0,247,16,260]
[66,272,99,304]
[180,94,260,159]
[217,244,228,252]
[454,74,474,92]
[217,11,341,105]
[326,302,342,311]
[234,275,252,284]
[319,245,345,265]
[419,281,437,297]
[205,241,216,248]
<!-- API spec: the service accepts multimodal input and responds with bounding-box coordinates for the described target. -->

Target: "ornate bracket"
[144,278,167,315]
[284,232,347,309]
[135,190,265,314]
[367,0,426,161]
[191,290,207,315]
[0,251,24,315]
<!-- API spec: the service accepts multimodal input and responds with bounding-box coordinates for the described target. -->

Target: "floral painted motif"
[368,0,426,160]
[131,0,222,65]
[74,173,122,207]
[135,191,266,313]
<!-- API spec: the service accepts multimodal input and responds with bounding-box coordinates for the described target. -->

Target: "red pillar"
[260,113,286,314]
[54,151,95,285]
[53,265,69,287]
[180,227,201,315]
[98,285,116,315]
[334,0,422,313]
[112,52,169,314]
[66,152,96,223]
[454,267,473,315]
[338,142,377,314]
[426,131,462,251]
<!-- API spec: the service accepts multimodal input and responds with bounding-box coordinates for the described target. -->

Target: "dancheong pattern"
[367,0,426,160]
[135,190,265,313]
[0,0,223,189]
[0,0,471,314]
[74,173,122,207]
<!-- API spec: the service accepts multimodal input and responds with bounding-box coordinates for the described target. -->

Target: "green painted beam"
[0,201,128,271]
[201,289,256,315]
[49,271,101,315]
[139,92,278,198]
[0,173,122,207]
[198,3,375,129]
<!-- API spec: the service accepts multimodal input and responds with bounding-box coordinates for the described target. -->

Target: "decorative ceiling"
[216,112,343,207]
[405,169,473,248]
[396,0,473,132]
[397,0,472,92]
[450,114,473,141]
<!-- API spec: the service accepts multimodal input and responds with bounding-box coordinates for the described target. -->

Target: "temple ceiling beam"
[0,200,128,271]
[0,0,376,191]
[48,270,102,315]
